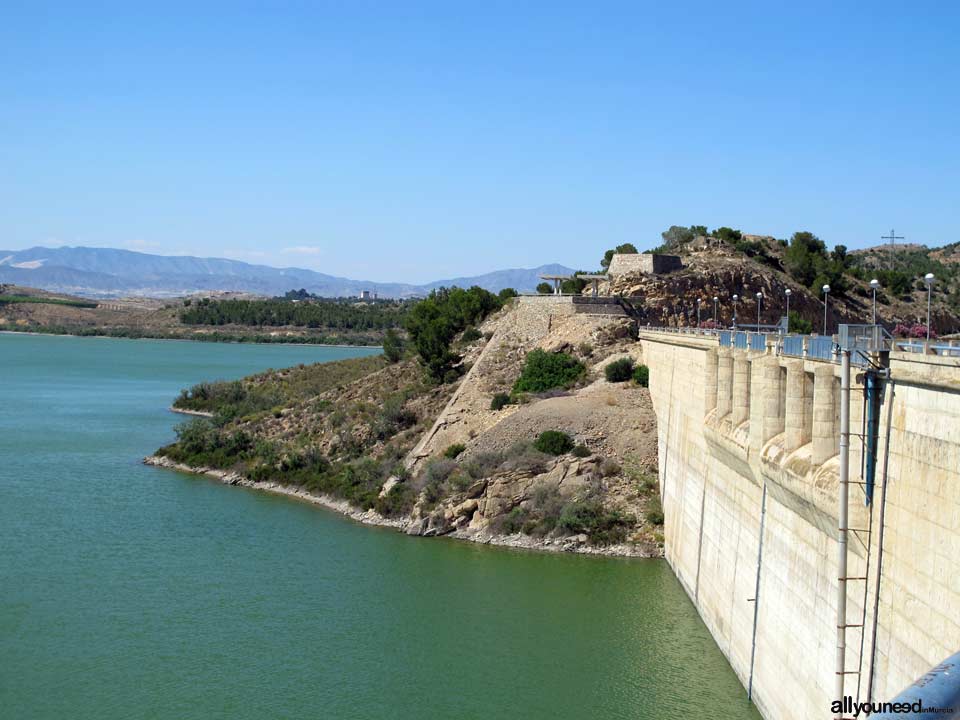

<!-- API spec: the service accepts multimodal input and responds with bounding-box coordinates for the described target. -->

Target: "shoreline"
[0,329,383,349]
[143,455,659,559]
[169,406,214,418]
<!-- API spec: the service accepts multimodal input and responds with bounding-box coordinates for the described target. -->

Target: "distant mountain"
[0,246,573,299]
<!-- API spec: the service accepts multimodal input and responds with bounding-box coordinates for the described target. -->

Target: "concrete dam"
[639,328,960,719]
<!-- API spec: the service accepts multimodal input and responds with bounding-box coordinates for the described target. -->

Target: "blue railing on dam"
[733,332,748,350]
[748,334,767,352]
[782,335,804,358]
[719,331,732,347]
[872,649,960,718]
[807,336,835,362]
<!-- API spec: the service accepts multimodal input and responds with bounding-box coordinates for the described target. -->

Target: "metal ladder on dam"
[834,327,894,719]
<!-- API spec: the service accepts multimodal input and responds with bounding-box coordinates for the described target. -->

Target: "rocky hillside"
[606,234,960,334]
[149,298,664,557]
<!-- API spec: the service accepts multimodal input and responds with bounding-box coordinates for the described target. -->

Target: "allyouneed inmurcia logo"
[832,695,955,717]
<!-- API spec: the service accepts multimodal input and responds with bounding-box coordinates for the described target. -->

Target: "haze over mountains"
[0,247,573,299]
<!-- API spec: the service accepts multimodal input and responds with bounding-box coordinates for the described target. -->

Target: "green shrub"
[533,431,574,456]
[493,506,532,534]
[645,496,664,526]
[460,326,482,343]
[382,328,404,363]
[632,365,649,387]
[512,349,585,395]
[787,311,812,335]
[490,392,511,411]
[571,444,591,458]
[375,482,416,517]
[604,357,635,382]
[444,443,466,459]
[558,498,633,545]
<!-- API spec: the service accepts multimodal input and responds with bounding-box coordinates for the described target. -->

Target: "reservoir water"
[0,333,760,719]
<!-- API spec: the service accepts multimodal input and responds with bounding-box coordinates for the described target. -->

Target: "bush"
[645,496,665,526]
[512,349,585,395]
[632,365,649,387]
[460,326,482,343]
[444,443,466,459]
[382,328,404,363]
[577,342,593,357]
[533,431,574,456]
[600,459,621,477]
[404,286,502,381]
[375,482,416,517]
[571,444,591,458]
[558,498,633,545]
[787,311,812,335]
[604,357,635,382]
[536,282,552,294]
[490,392,511,411]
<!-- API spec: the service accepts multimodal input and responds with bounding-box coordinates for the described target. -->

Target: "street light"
[869,278,880,325]
[924,273,935,341]
[756,291,763,328]
[713,296,719,325]
[696,298,702,330]
[733,294,739,328]
[785,288,792,332]
[822,284,831,335]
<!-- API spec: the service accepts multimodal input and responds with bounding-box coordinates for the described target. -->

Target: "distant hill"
[0,247,573,299]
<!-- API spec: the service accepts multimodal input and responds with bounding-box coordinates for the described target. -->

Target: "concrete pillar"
[761,359,785,443]
[812,365,838,464]
[784,360,809,451]
[717,348,733,417]
[704,348,718,414]
[732,352,751,426]
[749,356,784,448]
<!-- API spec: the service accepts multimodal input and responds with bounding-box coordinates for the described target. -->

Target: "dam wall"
[638,331,960,720]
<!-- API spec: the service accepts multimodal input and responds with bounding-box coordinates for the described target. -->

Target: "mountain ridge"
[0,246,573,298]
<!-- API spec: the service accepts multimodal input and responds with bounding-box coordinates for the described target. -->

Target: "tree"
[601,243,639,269]
[831,244,849,267]
[787,311,813,334]
[661,226,695,247]
[404,286,502,381]
[689,225,708,236]
[498,287,518,301]
[536,282,552,294]
[712,227,743,244]
[382,328,403,363]
[784,231,827,287]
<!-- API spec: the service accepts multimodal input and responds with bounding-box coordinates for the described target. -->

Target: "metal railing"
[640,325,960,363]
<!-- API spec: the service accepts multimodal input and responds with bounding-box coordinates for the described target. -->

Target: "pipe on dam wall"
[871,650,960,719]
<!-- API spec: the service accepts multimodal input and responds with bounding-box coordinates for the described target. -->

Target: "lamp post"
[713,296,719,325]
[869,278,880,325]
[822,284,831,335]
[733,294,739,328]
[697,298,702,330]
[924,273,935,341]
[785,288,792,332]
[756,291,763,328]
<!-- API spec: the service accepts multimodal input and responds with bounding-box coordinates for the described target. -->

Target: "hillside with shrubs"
[151,283,664,557]
[603,225,959,336]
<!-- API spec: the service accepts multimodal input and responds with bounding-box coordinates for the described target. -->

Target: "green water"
[0,333,760,720]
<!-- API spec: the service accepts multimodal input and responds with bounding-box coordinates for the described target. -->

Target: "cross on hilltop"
[881,228,904,247]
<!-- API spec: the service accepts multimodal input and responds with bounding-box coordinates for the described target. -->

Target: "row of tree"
[179,297,410,330]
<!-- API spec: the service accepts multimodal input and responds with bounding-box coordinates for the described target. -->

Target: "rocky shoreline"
[143,455,660,558]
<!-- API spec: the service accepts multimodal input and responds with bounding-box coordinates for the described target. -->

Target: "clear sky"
[2,1,958,283]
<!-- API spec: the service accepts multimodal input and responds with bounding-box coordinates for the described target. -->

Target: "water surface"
[0,334,759,719]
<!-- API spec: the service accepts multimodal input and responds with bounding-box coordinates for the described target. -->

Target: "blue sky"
[2,1,957,283]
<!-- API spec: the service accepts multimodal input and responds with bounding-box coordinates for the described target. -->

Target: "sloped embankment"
[148,298,663,556]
